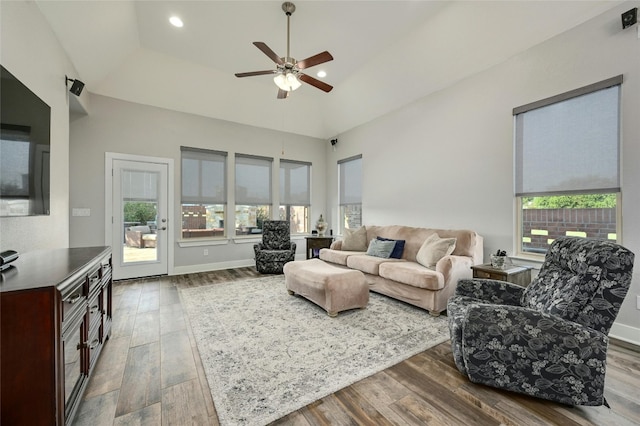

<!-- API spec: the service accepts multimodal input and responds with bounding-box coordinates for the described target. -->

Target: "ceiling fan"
[235,2,333,99]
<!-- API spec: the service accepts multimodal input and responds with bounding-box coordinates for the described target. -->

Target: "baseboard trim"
[173,260,255,275]
[609,322,640,347]
[172,254,307,276]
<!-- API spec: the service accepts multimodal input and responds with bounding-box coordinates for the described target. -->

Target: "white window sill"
[509,255,544,270]
[233,236,262,244]
[178,238,229,248]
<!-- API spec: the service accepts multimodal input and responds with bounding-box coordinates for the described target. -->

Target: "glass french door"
[112,159,168,279]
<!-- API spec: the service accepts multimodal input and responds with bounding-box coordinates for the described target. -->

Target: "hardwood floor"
[74,268,640,425]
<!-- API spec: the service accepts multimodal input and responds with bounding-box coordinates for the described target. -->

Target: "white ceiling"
[36,0,622,139]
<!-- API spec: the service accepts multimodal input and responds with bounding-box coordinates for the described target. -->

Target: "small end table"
[305,236,334,259]
[471,263,532,287]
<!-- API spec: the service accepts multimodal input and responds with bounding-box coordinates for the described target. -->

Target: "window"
[235,154,272,236]
[514,76,622,255]
[181,147,226,239]
[338,155,362,233]
[279,159,310,234]
[122,169,158,229]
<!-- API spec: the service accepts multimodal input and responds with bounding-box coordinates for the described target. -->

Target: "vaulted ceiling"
[36,1,622,139]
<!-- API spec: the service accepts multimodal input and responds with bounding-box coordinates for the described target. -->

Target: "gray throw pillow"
[342,226,368,251]
[366,239,396,258]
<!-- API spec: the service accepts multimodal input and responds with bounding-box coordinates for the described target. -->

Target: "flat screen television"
[0,65,51,216]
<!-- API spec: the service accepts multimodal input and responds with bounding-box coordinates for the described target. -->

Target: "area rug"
[180,275,450,426]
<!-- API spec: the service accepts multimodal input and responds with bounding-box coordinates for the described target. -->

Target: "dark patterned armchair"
[448,237,634,406]
[254,220,296,274]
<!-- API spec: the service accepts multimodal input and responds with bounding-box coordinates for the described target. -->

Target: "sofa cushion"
[366,239,396,258]
[416,233,457,268]
[379,262,445,290]
[376,236,405,259]
[347,254,404,276]
[342,226,368,251]
[319,249,364,266]
[363,225,480,263]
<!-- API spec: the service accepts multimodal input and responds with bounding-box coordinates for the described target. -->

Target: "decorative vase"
[316,214,328,237]
[490,255,506,269]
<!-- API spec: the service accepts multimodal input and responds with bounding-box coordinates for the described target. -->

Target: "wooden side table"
[305,236,334,259]
[471,263,532,287]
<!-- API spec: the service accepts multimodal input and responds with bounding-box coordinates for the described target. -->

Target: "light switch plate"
[72,208,91,217]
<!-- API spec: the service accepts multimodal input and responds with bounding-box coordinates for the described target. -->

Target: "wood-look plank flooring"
[73,268,640,425]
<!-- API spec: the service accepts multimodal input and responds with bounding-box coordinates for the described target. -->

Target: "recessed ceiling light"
[169,16,184,28]
[317,70,327,78]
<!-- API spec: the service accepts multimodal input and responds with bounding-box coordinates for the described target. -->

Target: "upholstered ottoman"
[283,258,368,317]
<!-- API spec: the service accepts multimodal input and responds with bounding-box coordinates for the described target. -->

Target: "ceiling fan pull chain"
[286,12,291,59]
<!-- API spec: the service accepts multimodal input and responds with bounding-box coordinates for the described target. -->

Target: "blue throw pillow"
[376,236,405,259]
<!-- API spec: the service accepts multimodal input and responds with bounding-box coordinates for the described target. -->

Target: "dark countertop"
[0,246,110,293]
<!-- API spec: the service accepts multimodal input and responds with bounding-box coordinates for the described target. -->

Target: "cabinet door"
[63,314,86,421]
[103,280,113,338]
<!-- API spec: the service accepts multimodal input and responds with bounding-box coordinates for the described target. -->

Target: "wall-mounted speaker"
[622,7,637,29]
[65,76,85,96]
[69,80,85,96]
[330,139,338,146]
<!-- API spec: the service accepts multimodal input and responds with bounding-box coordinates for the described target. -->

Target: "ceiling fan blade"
[235,70,276,78]
[277,89,289,99]
[296,51,333,70]
[253,42,284,65]
[298,73,333,93]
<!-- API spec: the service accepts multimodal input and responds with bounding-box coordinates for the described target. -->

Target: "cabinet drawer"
[88,265,102,295]
[87,290,103,335]
[100,257,112,282]
[86,327,102,372]
[62,279,87,328]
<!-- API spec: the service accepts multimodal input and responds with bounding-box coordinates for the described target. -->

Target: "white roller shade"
[122,169,157,202]
[235,154,272,205]
[181,147,227,204]
[339,155,362,205]
[515,78,621,197]
[280,160,311,205]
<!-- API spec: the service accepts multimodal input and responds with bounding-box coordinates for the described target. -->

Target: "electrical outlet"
[72,208,90,217]
[204,249,209,256]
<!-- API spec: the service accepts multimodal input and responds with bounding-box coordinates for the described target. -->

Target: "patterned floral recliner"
[254,220,297,274]
[447,237,634,406]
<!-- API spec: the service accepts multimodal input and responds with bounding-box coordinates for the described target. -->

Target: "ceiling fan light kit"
[235,2,334,99]
[274,71,301,91]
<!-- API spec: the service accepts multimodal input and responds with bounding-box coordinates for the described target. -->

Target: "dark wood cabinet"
[471,263,532,287]
[0,246,112,425]
[305,236,334,259]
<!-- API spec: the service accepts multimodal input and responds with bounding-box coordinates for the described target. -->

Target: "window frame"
[513,76,622,258]
[234,153,273,237]
[279,159,311,234]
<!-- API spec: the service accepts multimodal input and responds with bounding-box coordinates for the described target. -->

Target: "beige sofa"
[319,225,483,315]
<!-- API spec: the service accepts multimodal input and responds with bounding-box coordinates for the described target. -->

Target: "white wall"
[327,2,640,344]
[0,1,80,253]
[6,0,637,343]
[69,94,326,271]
